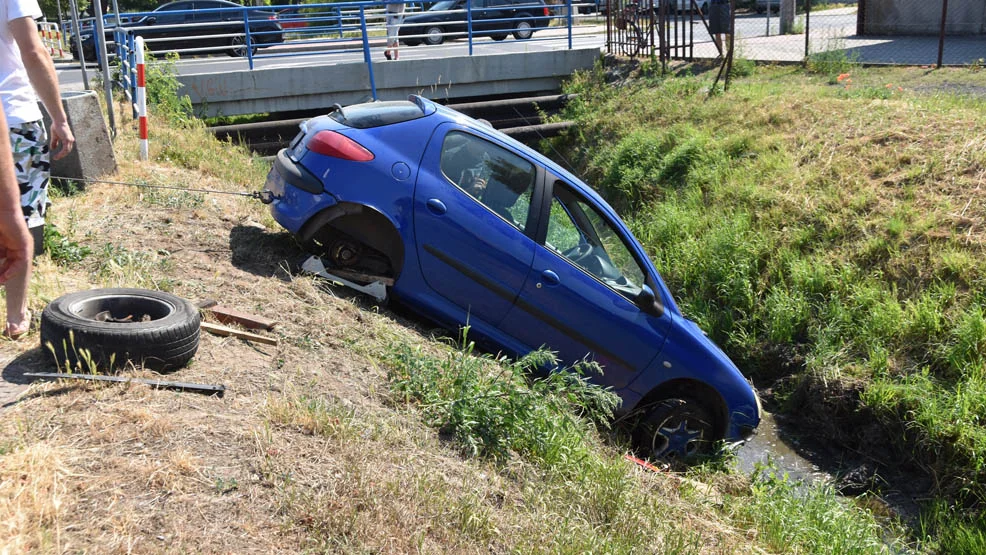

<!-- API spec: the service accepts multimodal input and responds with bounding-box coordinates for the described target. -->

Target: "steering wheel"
[563,242,592,262]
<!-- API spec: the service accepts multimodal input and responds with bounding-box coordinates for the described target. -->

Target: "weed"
[143,51,193,126]
[43,224,91,265]
[806,39,859,78]
[727,464,899,554]
[383,336,618,467]
[214,476,239,494]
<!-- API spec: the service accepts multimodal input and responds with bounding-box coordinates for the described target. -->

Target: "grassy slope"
[0,89,907,552]
[557,59,986,542]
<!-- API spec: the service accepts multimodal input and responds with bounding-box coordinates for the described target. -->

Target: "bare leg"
[4,242,31,337]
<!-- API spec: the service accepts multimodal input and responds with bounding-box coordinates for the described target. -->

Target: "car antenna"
[510,105,578,177]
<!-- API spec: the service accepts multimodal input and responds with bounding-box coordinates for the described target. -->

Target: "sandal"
[384,50,392,61]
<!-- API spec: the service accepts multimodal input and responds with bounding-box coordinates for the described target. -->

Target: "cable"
[509,105,579,176]
[50,176,274,203]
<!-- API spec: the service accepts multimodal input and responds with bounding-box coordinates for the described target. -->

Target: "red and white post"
[136,37,148,161]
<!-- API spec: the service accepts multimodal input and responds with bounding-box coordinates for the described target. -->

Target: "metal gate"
[606,0,721,61]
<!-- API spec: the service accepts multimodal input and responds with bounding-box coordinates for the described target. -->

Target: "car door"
[413,124,544,328]
[478,0,510,35]
[141,1,195,52]
[497,175,672,390]
[192,0,230,50]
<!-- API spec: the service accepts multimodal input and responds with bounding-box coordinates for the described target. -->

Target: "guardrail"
[76,1,599,106]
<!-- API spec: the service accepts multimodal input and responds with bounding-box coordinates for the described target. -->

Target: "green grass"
[556,60,986,539]
[366,328,899,552]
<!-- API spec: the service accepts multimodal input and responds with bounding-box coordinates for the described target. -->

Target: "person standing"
[2,0,76,337]
[0,97,34,339]
[384,1,406,60]
[2,0,76,250]
[708,0,731,56]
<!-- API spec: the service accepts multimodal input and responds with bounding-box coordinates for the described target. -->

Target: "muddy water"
[734,411,832,484]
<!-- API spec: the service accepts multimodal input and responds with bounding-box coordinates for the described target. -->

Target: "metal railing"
[77,1,600,111]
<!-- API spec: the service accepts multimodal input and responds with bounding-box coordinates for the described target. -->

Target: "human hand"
[468,177,487,196]
[49,120,75,161]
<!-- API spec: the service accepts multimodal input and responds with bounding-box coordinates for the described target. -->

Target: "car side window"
[545,181,646,298]
[193,2,224,22]
[156,2,194,24]
[439,131,537,231]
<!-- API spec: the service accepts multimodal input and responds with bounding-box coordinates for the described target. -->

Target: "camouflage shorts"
[10,121,51,229]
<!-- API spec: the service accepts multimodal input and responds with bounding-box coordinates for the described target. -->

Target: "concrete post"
[779,0,795,34]
[42,91,118,184]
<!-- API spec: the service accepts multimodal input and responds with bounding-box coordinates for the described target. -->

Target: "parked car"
[638,0,709,13]
[399,0,551,46]
[261,97,762,460]
[71,0,283,60]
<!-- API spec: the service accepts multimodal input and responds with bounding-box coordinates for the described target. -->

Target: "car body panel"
[262,95,760,445]
[413,122,544,327]
[399,0,549,43]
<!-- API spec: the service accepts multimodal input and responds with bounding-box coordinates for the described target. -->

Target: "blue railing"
[90,0,600,109]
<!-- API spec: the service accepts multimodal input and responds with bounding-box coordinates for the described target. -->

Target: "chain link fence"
[608,0,986,67]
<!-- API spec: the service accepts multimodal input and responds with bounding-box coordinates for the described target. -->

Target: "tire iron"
[24,372,226,397]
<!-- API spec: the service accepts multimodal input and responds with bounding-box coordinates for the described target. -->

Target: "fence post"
[937,0,948,68]
[68,0,90,90]
[467,0,474,56]
[803,0,810,59]
[243,8,255,70]
[567,0,573,50]
[136,37,148,161]
[358,7,377,100]
[92,0,115,137]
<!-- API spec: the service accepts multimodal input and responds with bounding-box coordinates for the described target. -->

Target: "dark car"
[399,0,551,46]
[71,0,283,60]
[261,97,762,460]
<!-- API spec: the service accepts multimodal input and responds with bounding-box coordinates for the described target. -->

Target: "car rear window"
[329,101,428,129]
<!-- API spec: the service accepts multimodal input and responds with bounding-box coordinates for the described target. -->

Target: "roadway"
[54,9,858,88]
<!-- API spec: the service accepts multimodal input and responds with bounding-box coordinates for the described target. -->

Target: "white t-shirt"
[0,0,44,125]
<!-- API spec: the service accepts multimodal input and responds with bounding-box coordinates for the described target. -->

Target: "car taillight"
[269,15,277,20]
[307,130,374,161]
[543,6,550,16]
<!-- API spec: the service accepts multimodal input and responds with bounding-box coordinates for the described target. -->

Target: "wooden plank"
[24,372,225,397]
[204,305,278,330]
[200,321,278,346]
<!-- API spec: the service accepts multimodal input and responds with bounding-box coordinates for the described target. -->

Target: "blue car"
[262,96,760,460]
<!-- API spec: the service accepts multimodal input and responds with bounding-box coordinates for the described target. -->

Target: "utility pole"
[779,0,794,35]
[92,0,115,136]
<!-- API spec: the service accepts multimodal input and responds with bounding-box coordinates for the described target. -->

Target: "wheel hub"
[329,239,362,267]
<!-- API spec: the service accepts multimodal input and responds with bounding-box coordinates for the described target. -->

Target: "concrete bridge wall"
[179,48,601,117]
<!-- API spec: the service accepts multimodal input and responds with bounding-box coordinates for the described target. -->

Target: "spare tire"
[41,288,200,372]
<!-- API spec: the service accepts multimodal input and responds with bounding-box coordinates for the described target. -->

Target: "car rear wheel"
[228,35,258,57]
[41,288,200,372]
[512,20,534,40]
[424,25,445,45]
[634,398,715,462]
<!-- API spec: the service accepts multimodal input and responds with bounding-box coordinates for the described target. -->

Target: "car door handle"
[426,198,447,215]
[539,269,560,287]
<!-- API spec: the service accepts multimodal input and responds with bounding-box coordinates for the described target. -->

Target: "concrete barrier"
[42,90,117,183]
[179,48,601,117]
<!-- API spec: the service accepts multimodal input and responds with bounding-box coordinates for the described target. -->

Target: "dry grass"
[0,107,774,553]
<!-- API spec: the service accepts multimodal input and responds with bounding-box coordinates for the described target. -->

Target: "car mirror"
[635,284,664,317]
[145,16,157,24]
